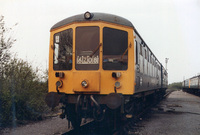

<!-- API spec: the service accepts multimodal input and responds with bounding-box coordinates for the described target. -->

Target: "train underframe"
[49,88,166,130]
[183,88,200,96]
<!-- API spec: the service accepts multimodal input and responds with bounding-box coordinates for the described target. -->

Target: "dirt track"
[1,90,200,135]
[137,90,200,135]
[1,116,69,135]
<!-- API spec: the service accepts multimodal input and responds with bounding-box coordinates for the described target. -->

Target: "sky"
[1,0,200,83]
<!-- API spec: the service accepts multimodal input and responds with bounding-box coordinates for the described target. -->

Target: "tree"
[0,15,16,77]
[4,58,48,121]
[1,58,49,126]
[168,82,182,90]
[0,15,17,126]
[0,15,48,127]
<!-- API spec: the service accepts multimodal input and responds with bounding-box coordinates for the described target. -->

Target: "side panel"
[199,76,200,89]
[190,77,199,89]
[134,30,163,93]
[184,79,189,88]
[161,65,168,89]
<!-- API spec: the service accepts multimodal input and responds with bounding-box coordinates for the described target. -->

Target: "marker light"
[84,11,93,19]
[55,72,65,78]
[81,80,89,88]
[56,80,63,88]
[112,72,121,79]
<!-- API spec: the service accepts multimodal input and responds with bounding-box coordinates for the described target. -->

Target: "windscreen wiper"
[90,43,102,57]
[121,43,132,60]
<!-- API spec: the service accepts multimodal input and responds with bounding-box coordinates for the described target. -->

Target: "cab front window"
[53,28,73,70]
[75,26,100,70]
[103,27,128,70]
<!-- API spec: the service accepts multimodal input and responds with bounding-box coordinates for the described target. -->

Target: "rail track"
[62,90,172,135]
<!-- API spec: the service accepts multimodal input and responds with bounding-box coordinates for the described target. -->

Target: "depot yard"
[136,90,200,135]
[1,90,200,135]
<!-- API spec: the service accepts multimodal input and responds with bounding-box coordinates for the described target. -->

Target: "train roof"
[183,75,200,82]
[51,12,134,30]
[190,75,200,79]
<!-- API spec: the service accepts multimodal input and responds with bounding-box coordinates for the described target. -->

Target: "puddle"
[166,104,182,108]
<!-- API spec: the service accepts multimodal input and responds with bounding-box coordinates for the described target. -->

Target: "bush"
[0,15,48,127]
[168,82,182,90]
[0,58,48,126]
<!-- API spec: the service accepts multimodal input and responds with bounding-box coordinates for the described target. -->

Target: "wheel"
[65,104,82,130]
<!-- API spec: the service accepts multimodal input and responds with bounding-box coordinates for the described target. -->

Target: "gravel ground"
[137,90,200,135]
[0,116,70,135]
[1,90,200,135]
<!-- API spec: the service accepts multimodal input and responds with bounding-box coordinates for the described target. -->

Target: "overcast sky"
[1,0,200,83]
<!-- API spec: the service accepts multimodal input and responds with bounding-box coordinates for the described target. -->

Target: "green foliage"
[168,82,182,90]
[0,58,48,126]
[0,15,48,127]
[0,15,16,76]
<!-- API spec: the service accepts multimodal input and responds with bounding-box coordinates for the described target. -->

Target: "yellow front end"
[48,22,135,95]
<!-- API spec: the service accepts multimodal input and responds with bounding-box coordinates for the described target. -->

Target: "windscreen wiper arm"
[90,43,102,57]
[121,43,132,60]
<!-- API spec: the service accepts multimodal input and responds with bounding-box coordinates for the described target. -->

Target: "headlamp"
[81,80,89,88]
[56,80,63,88]
[84,11,93,19]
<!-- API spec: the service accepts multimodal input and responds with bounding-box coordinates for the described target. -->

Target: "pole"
[165,58,169,71]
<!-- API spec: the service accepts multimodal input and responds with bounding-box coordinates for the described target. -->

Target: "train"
[182,75,200,95]
[45,12,168,130]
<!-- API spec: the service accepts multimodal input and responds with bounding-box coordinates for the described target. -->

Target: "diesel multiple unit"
[183,75,200,95]
[45,12,168,129]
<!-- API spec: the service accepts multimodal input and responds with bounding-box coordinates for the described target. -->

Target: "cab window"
[103,27,128,70]
[53,28,73,70]
[75,26,100,70]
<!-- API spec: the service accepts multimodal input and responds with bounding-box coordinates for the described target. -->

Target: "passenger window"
[135,40,138,64]
[145,49,147,59]
[53,28,73,70]
[140,44,143,56]
[149,54,151,63]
